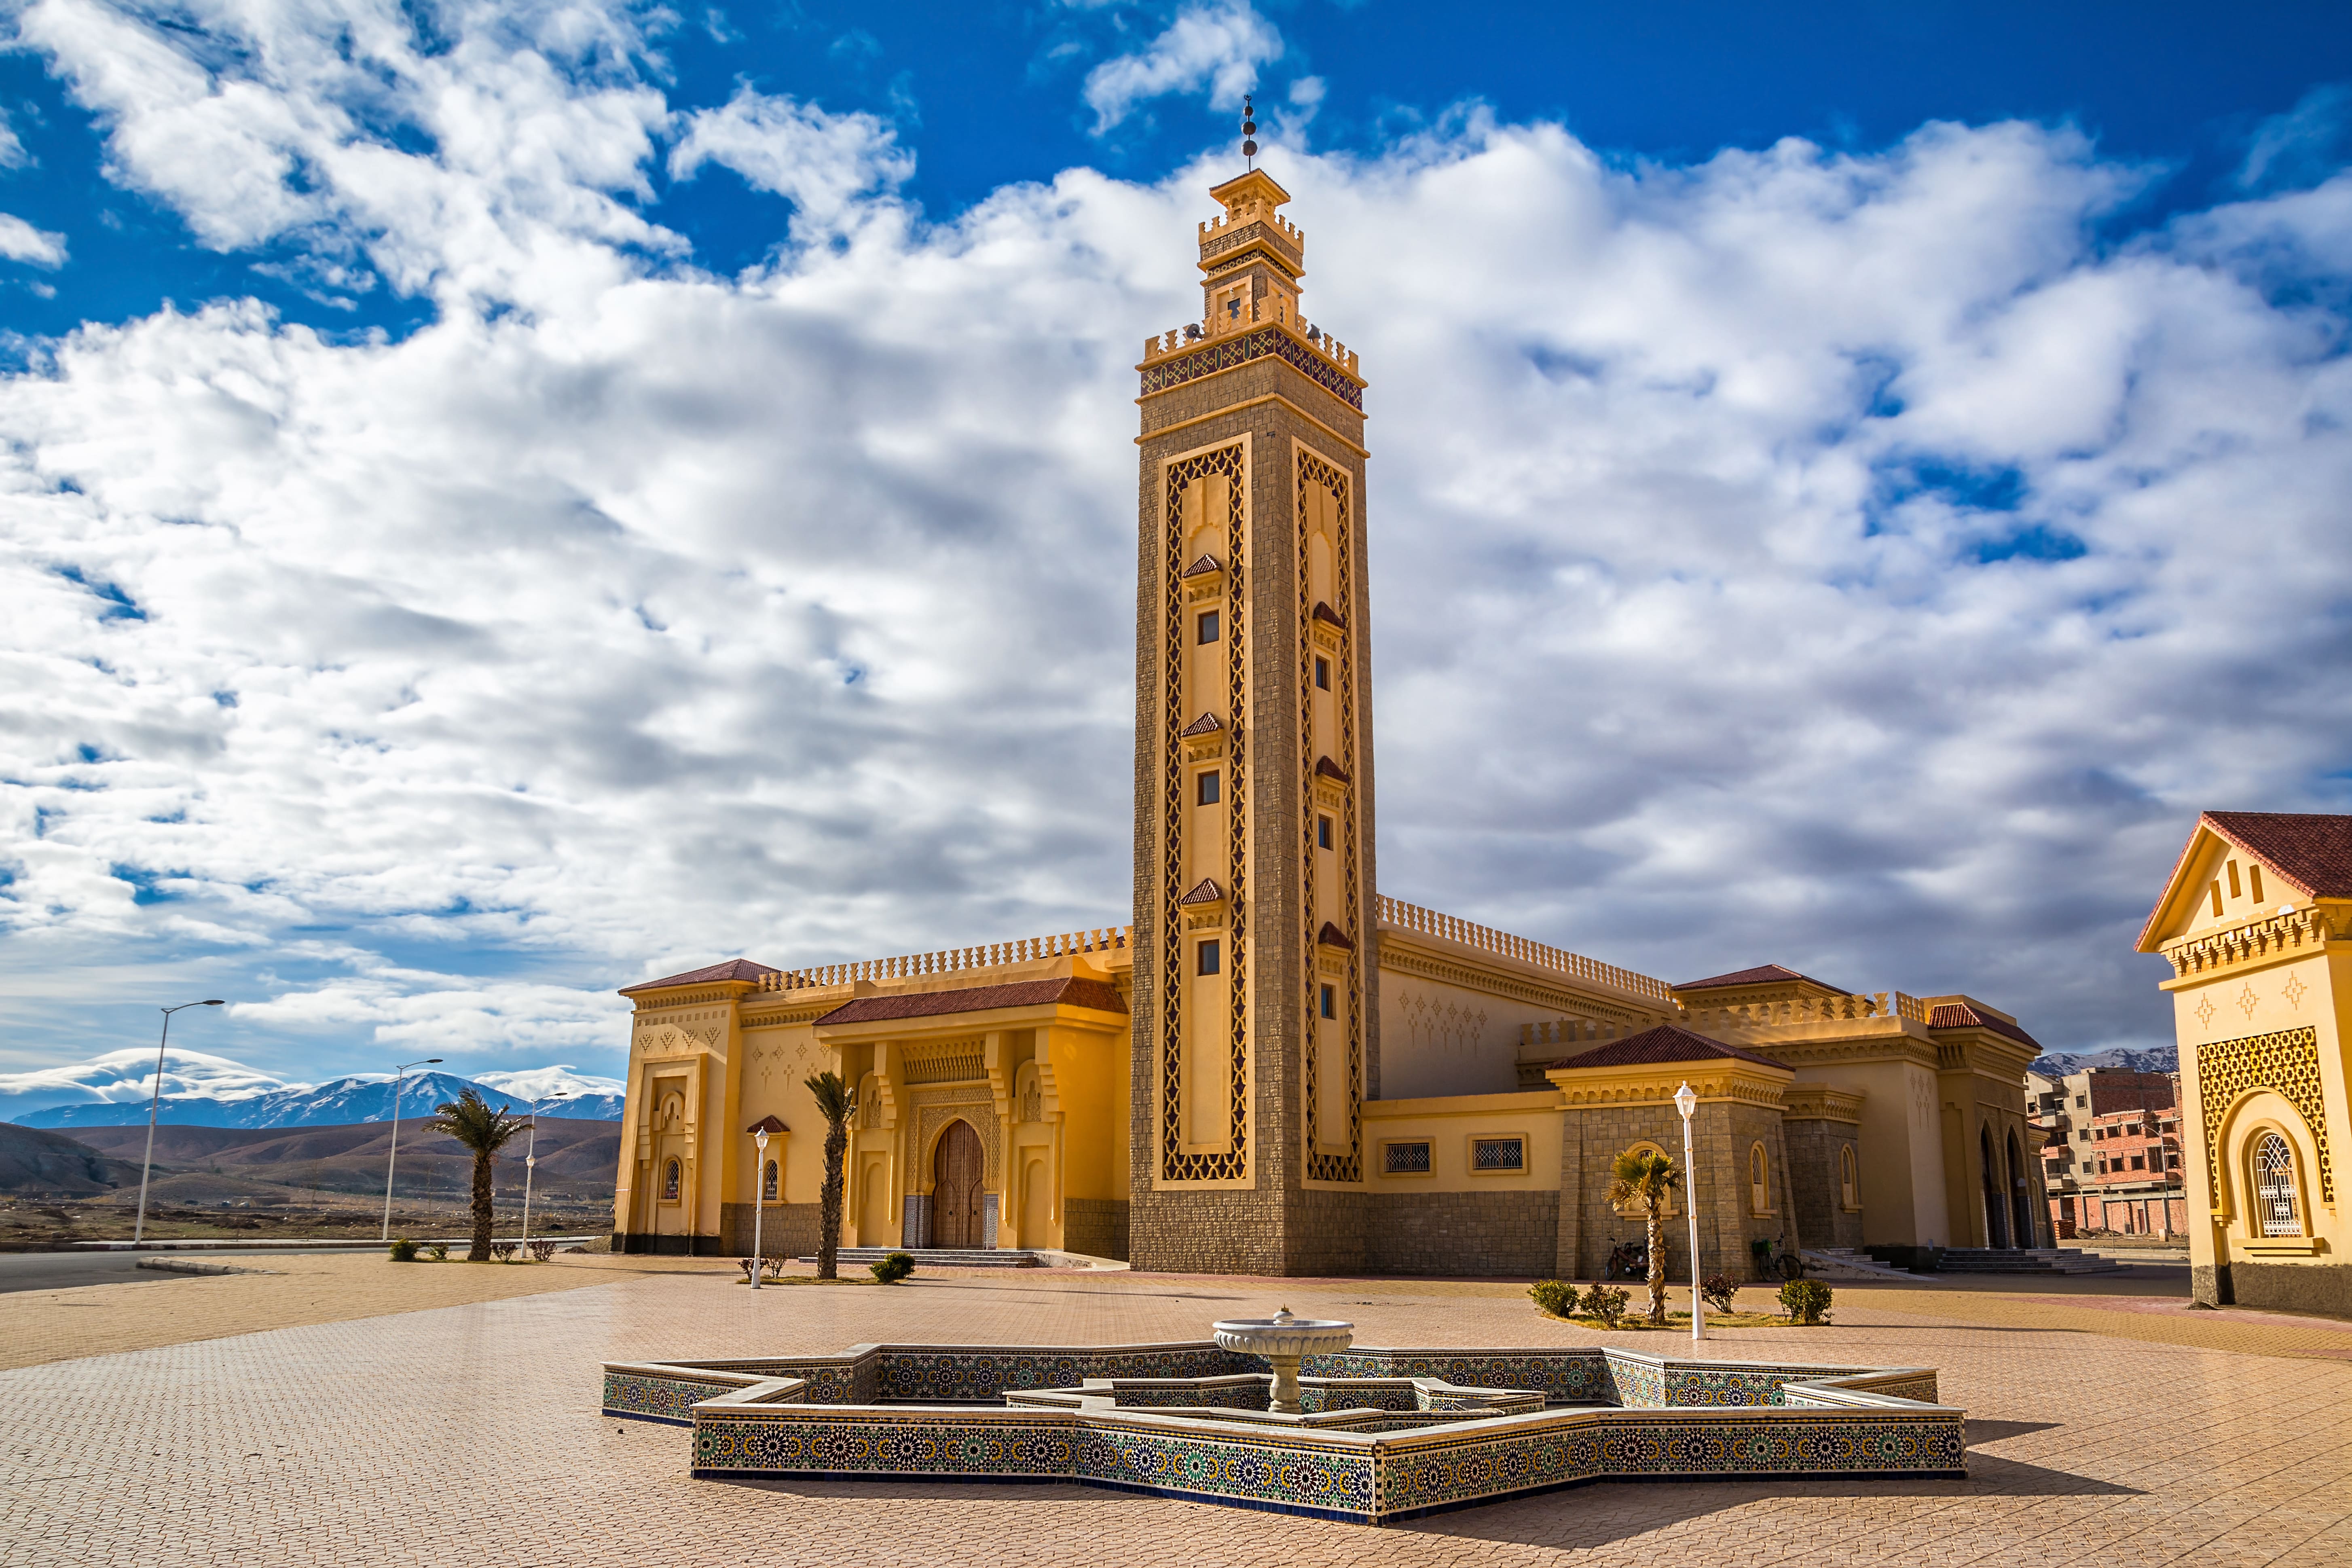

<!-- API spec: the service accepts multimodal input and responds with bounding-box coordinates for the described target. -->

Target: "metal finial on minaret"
[1241,95,1257,170]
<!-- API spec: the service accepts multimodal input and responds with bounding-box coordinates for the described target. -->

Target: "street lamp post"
[1674,1080,1704,1344]
[133,1000,227,1247]
[518,1093,568,1259]
[750,1126,770,1290]
[379,1058,443,1242]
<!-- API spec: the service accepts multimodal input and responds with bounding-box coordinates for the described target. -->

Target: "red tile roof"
[1180,554,1223,578]
[1316,921,1356,950]
[1178,878,1225,906]
[746,1114,788,1135]
[1179,712,1224,738]
[1314,755,1352,784]
[1311,600,1349,631]
[815,977,1127,1026]
[2202,811,2352,899]
[1674,963,1850,995]
[620,958,781,994]
[1548,1024,1789,1072]
[1928,1001,2043,1051]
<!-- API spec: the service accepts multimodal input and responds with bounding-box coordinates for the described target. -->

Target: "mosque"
[609,166,2056,1278]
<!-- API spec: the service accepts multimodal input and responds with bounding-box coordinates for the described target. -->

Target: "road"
[0,1248,354,1294]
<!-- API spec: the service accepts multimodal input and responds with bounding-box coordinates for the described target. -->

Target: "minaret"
[1128,105,1377,1274]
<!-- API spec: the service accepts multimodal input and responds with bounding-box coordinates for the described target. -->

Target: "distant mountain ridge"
[13,1071,624,1130]
[2030,1045,2179,1078]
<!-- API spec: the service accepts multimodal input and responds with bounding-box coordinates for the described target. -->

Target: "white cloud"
[0,108,26,169]
[669,85,914,237]
[1083,0,1282,134]
[2,0,2351,1083]
[0,1047,302,1109]
[0,212,67,267]
[473,1064,624,1101]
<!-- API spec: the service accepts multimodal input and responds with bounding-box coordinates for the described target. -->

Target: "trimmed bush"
[1528,1279,1578,1318]
[870,1251,916,1284]
[1779,1278,1834,1325]
[1578,1284,1631,1328]
[387,1237,418,1262]
[427,1241,449,1261]
[1699,1273,1740,1314]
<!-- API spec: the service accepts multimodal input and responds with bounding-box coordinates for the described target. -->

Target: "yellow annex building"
[2138,811,2352,1313]
[611,170,2056,1278]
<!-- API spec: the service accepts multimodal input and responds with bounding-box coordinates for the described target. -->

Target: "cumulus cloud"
[1083,0,1283,133]
[0,212,67,266]
[669,85,914,236]
[472,1064,625,1100]
[2,0,2350,1088]
[0,1047,301,1111]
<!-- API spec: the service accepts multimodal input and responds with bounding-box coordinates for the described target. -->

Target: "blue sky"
[3,0,2351,1102]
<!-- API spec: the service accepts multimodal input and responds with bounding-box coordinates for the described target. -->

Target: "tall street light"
[379,1058,442,1242]
[517,1092,569,1259]
[750,1124,771,1290]
[132,1000,227,1247]
[1675,1080,1705,1344]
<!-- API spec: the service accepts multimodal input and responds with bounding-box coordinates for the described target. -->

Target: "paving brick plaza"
[3,1255,2349,1566]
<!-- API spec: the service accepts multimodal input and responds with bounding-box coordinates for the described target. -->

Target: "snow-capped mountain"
[4,1052,624,1129]
[2029,1045,2179,1078]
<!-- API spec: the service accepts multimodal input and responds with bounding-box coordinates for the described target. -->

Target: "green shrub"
[1528,1279,1578,1318]
[427,1241,449,1262]
[1779,1278,1834,1325]
[869,1251,916,1284]
[387,1237,418,1262]
[1578,1284,1630,1328]
[1699,1272,1740,1314]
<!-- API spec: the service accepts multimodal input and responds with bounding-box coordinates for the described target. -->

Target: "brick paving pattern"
[4,1261,2350,1565]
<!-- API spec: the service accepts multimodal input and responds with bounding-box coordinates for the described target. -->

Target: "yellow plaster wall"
[1361,1091,1562,1191]
[1790,1058,1950,1247]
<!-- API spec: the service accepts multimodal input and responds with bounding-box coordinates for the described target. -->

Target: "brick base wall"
[1064,1198,1131,1261]
[2221,1260,2352,1315]
[1784,1119,1864,1251]
[720,1202,823,1259]
[1364,1191,1559,1277]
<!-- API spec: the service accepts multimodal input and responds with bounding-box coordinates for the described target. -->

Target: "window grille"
[662,1158,681,1201]
[2255,1132,2300,1236]
[1472,1136,1525,1172]
[1384,1141,1431,1175]
[761,1160,778,1201]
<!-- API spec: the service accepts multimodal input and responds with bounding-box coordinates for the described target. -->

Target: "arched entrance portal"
[1980,1126,2009,1248]
[2007,1130,2035,1248]
[933,1120,986,1248]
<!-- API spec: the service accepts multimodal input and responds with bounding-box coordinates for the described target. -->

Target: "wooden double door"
[933,1120,986,1248]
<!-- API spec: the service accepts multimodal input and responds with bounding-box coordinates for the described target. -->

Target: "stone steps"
[1934,1247,2123,1275]
[794,1247,1048,1270]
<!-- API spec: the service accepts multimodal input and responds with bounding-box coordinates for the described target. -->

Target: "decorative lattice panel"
[2198,1024,2331,1203]
[1159,444,1250,1183]
[1297,447,1361,1184]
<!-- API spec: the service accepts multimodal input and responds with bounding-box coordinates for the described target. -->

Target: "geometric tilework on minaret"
[1128,165,1379,1274]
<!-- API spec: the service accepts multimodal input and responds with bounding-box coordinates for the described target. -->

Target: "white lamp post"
[518,1093,567,1259]
[132,1000,226,1247]
[379,1058,442,1242]
[1674,1079,1704,1344]
[750,1126,770,1290]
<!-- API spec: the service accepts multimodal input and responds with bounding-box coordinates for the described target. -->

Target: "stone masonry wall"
[1365,1190,1560,1277]
[720,1201,822,1259]
[1560,1102,1800,1283]
[1063,1198,1131,1262]
[1784,1118,1864,1251]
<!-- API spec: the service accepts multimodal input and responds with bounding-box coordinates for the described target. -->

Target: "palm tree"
[1609,1147,1682,1325]
[804,1071,857,1280]
[432,1087,526,1261]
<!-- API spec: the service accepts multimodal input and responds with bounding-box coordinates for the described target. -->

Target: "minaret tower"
[1129,105,1377,1274]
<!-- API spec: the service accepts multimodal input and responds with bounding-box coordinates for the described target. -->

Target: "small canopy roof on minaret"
[1209,167,1291,213]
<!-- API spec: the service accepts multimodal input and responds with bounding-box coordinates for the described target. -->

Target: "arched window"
[761,1160,778,1202]
[2255,1133,2301,1236]
[1840,1145,1860,1209]
[1749,1143,1769,1215]
[662,1157,681,1201]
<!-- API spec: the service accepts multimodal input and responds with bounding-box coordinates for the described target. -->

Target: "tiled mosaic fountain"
[603,1312,1964,1525]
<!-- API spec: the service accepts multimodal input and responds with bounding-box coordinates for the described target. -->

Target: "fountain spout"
[1210,1306,1355,1415]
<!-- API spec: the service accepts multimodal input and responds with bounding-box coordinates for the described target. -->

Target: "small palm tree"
[804,1071,857,1280]
[432,1087,526,1261]
[1609,1147,1682,1325]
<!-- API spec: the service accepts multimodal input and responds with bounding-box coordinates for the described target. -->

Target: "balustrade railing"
[1374,895,1675,1003]
[1680,991,1929,1031]
[753,926,1131,994]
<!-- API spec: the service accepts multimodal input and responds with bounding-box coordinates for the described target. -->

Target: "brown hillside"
[66,1117,621,1202]
[0,1124,148,1196]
